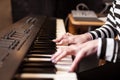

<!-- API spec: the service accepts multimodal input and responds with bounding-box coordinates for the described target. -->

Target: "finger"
[54,50,68,63]
[53,33,71,43]
[69,50,85,72]
[66,32,73,36]
[52,36,64,42]
[51,48,63,61]
[56,39,68,46]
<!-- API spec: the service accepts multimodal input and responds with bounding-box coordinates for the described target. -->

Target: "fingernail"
[51,59,56,63]
[68,69,74,72]
[52,39,56,41]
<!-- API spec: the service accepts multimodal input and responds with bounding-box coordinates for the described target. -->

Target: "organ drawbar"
[0,15,77,80]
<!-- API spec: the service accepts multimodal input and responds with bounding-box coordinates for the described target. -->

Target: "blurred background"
[0,0,107,27]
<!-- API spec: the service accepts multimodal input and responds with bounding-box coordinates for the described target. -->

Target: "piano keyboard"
[0,15,77,80]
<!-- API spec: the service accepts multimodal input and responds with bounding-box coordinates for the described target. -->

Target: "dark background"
[11,0,106,22]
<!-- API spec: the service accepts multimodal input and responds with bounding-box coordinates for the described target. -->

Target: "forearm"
[97,38,120,63]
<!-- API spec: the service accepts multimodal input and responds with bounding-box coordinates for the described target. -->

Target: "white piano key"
[28,54,52,57]
[20,73,77,80]
[56,19,66,38]
[26,58,51,61]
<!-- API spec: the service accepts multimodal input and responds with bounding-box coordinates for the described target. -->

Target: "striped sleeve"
[89,1,120,63]
[89,2,117,39]
[97,38,119,63]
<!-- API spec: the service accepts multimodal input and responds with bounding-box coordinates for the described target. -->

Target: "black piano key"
[33,44,55,47]
[32,46,55,49]
[34,41,55,44]
[20,67,56,73]
[38,17,56,39]
[22,62,55,68]
[22,63,55,68]
[34,41,49,44]
[32,45,56,49]
[38,33,55,40]
[34,41,56,45]
[31,47,56,51]
[31,41,56,50]
[32,46,56,50]
[38,35,55,40]
[36,33,49,40]
[36,34,55,39]
[29,50,56,54]
[18,60,57,73]
[35,39,51,42]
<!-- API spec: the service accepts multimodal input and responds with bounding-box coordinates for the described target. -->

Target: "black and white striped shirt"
[89,0,120,62]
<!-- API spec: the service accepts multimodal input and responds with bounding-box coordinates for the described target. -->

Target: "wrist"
[84,33,93,41]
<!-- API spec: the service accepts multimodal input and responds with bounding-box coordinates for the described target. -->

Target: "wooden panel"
[0,0,12,31]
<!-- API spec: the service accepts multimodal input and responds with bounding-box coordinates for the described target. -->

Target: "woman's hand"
[51,39,98,72]
[53,32,92,45]
[52,32,73,45]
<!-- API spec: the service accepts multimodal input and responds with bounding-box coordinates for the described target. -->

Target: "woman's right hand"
[52,32,92,45]
[51,39,98,72]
